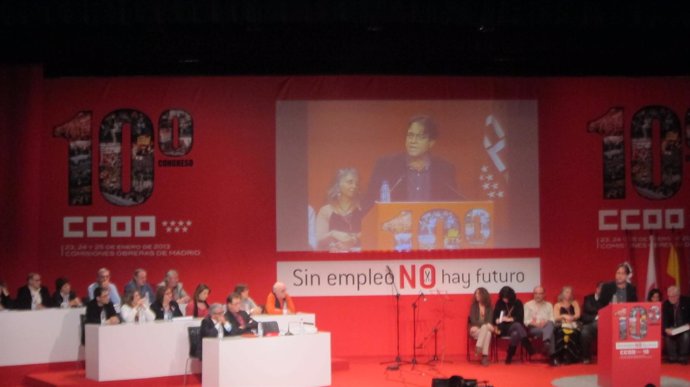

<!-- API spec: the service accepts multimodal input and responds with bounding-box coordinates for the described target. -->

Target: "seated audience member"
[647,288,662,302]
[493,286,534,364]
[662,286,690,365]
[187,283,211,317]
[151,285,183,321]
[52,277,82,308]
[580,282,603,364]
[524,285,557,365]
[87,267,122,311]
[553,285,582,364]
[85,287,120,325]
[120,290,155,323]
[599,263,638,307]
[265,281,296,315]
[1,280,13,310]
[124,268,155,305]
[225,292,258,335]
[15,272,53,310]
[469,287,494,366]
[158,269,190,304]
[199,303,232,359]
[234,283,262,315]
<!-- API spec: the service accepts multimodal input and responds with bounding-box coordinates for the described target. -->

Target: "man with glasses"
[87,267,122,311]
[364,115,461,211]
[15,272,53,310]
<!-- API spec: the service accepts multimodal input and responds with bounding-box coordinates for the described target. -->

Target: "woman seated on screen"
[151,285,183,321]
[469,287,494,366]
[186,283,211,318]
[120,289,155,323]
[316,168,363,252]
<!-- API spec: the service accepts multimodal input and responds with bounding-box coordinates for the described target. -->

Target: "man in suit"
[199,303,232,359]
[15,272,53,310]
[85,286,120,325]
[662,286,690,364]
[599,263,638,308]
[580,282,604,364]
[364,115,461,212]
[224,292,258,336]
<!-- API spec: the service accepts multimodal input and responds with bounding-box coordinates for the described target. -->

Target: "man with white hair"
[198,303,233,359]
[87,267,122,311]
[662,286,690,365]
[265,281,296,315]
[158,269,190,304]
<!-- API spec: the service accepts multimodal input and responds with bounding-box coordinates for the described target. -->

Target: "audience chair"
[493,333,524,362]
[184,326,202,385]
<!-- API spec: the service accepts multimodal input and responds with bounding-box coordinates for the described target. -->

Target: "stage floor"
[5,356,690,387]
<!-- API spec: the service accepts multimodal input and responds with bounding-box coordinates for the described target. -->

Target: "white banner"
[277,258,540,297]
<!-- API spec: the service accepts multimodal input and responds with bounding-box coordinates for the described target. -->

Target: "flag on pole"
[645,234,657,295]
[667,244,681,287]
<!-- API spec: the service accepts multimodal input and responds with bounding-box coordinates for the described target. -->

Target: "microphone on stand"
[388,175,406,197]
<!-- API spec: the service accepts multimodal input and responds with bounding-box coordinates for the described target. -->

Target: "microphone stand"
[410,292,425,368]
[381,266,407,370]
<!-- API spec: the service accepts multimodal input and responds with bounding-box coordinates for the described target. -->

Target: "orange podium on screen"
[361,201,494,251]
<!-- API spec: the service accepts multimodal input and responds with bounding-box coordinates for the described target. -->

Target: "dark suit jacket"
[581,294,601,324]
[85,298,119,324]
[200,315,232,338]
[150,300,183,320]
[364,153,460,212]
[662,296,690,330]
[52,291,78,307]
[15,285,53,310]
[0,292,12,309]
[493,299,525,336]
[599,281,638,308]
[224,310,258,336]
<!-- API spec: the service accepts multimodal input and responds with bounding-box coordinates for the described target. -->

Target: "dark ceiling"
[2,0,690,77]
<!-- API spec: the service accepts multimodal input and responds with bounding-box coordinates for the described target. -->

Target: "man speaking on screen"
[364,115,461,212]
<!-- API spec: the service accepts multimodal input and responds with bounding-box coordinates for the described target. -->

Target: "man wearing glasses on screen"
[364,115,461,212]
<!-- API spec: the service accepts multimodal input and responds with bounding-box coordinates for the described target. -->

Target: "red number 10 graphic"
[588,106,688,200]
[53,109,194,206]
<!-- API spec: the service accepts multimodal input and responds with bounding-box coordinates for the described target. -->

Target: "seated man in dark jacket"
[224,292,258,336]
[15,272,53,310]
[580,282,604,364]
[85,286,120,325]
[198,303,233,359]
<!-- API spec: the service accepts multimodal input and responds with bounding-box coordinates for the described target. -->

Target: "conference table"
[202,332,331,387]
[85,312,318,382]
[0,307,84,366]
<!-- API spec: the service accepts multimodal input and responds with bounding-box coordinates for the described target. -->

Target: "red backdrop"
[1,67,689,357]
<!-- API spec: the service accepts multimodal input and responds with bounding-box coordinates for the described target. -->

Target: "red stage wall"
[1,67,689,357]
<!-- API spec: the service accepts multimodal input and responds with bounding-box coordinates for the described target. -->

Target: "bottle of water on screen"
[380,180,391,202]
[257,322,263,337]
[100,309,106,325]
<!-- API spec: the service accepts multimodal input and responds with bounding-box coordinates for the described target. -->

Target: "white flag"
[645,234,657,295]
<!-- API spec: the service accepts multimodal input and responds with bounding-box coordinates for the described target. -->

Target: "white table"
[85,318,200,381]
[252,312,316,335]
[0,307,84,366]
[202,332,331,387]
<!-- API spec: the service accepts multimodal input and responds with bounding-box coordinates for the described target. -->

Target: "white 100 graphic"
[53,109,194,207]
